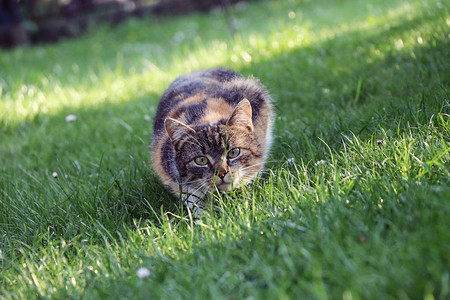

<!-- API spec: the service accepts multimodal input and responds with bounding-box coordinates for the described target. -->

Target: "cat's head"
[165,99,262,194]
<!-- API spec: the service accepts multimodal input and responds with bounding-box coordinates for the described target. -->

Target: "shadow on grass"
[0,0,448,253]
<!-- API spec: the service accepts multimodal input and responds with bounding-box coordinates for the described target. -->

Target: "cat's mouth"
[215,182,232,191]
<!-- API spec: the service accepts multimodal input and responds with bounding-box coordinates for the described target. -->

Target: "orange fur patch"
[152,137,179,194]
[200,98,234,124]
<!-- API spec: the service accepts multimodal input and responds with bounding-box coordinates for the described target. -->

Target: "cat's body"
[151,68,273,214]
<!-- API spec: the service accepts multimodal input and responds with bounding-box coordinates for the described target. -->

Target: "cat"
[151,68,273,215]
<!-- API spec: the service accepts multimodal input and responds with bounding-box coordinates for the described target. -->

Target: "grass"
[0,0,449,298]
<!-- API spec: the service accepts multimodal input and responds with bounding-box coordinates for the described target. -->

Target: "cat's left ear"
[227,98,253,132]
[165,118,196,147]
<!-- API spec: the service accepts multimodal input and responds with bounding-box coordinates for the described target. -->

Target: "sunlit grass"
[0,0,449,298]
[1,0,443,124]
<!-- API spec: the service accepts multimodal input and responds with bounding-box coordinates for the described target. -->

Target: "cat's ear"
[164,118,196,145]
[226,98,253,131]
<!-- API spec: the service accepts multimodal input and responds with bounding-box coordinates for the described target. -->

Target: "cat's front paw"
[184,197,208,219]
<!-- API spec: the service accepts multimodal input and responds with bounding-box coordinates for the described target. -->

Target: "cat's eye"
[194,156,209,166]
[227,148,240,159]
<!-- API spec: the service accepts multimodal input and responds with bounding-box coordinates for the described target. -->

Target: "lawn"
[0,0,449,298]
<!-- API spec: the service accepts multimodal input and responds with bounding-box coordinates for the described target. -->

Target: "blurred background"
[0,0,251,48]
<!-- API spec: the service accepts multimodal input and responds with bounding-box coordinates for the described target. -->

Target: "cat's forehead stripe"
[200,98,234,124]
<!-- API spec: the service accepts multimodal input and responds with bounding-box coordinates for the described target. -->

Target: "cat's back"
[152,68,241,138]
[152,68,272,140]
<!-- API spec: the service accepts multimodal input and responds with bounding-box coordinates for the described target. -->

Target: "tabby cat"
[151,68,273,215]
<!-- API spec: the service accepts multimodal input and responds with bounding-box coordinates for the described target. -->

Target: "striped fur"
[151,68,273,214]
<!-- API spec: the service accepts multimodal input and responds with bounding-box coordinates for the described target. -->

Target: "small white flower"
[286,157,295,164]
[52,172,58,178]
[137,267,150,279]
[144,115,151,122]
[314,160,326,166]
[65,114,77,122]
[0,249,3,260]
[395,39,404,50]
[322,88,330,95]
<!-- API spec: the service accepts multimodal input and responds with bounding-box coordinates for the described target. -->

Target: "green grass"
[0,0,449,298]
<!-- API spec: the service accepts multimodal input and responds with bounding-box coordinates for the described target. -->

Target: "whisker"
[239,160,280,172]
[238,163,264,171]
[238,159,281,167]
[182,178,206,185]
[182,185,207,204]
[188,182,210,198]
[241,169,267,178]
[263,159,282,164]
[241,172,258,178]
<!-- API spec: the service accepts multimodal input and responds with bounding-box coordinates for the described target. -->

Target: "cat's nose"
[218,168,228,179]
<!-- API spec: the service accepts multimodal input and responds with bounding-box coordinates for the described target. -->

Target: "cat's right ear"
[226,98,253,132]
[164,118,196,146]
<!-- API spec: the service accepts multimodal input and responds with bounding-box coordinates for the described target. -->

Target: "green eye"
[194,156,209,166]
[227,148,240,159]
